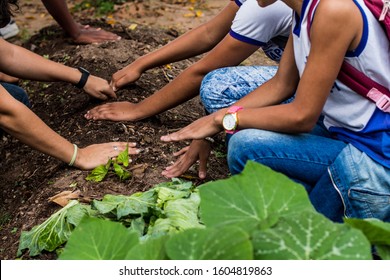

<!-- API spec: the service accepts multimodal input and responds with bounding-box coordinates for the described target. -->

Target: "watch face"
[222,114,236,131]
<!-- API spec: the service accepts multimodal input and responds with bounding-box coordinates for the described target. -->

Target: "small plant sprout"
[86,145,131,182]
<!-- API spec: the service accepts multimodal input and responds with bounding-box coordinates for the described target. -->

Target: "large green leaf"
[344,218,390,245]
[165,227,253,260]
[199,161,314,232]
[17,200,87,257]
[147,191,204,237]
[125,236,168,260]
[59,218,139,260]
[252,211,372,260]
[93,190,156,219]
[345,218,390,260]
[376,246,390,260]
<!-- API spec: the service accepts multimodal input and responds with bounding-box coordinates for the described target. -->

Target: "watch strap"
[227,105,243,114]
[75,67,90,89]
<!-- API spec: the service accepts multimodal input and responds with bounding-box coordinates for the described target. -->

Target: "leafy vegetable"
[147,189,204,238]
[86,164,109,182]
[345,218,390,259]
[165,226,252,260]
[114,163,131,180]
[92,190,157,219]
[86,145,131,182]
[59,218,140,260]
[252,211,371,260]
[18,178,200,257]
[19,161,390,260]
[17,200,91,257]
[116,145,129,167]
[199,161,314,233]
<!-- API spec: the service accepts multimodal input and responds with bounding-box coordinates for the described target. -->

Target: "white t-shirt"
[230,0,292,62]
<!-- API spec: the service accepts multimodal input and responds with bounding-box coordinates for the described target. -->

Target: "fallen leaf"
[130,164,148,179]
[48,190,80,207]
[128,23,138,30]
[195,10,203,17]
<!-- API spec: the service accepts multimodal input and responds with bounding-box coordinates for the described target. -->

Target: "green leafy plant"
[58,162,389,260]
[86,145,131,182]
[16,200,93,257]
[17,179,201,257]
[17,161,390,259]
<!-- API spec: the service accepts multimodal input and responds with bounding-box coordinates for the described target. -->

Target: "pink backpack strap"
[366,0,390,38]
[306,0,390,113]
[339,63,390,112]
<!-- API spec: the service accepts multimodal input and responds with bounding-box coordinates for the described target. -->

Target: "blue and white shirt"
[292,0,390,167]
[230,0,292,62]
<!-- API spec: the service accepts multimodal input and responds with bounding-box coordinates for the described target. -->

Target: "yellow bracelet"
[69,144,78,166]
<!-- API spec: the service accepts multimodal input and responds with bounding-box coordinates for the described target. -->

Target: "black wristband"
[75,67,90,89]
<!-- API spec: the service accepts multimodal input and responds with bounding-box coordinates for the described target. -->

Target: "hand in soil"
[111,64,143,91]
[76,142,139,170]
[162,139,211,179]
[85,101,140,121]
[72,24,121,44]
[84,75,117,100]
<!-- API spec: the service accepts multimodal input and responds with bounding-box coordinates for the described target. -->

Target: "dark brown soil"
[0,0,274,260]
[0,19,233,260]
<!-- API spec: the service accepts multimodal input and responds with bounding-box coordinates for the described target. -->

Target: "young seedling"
[86,145,131,182]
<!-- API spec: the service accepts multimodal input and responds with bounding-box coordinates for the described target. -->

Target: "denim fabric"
[329,145,390,222]
[1,82,31,108]
[200,65,278,113]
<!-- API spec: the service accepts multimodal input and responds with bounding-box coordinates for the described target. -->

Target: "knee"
[227,129,284,175]
[200,69,227,114]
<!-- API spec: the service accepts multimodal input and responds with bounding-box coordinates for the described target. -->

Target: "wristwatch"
[222,106,243,134]
[75,67,90,89]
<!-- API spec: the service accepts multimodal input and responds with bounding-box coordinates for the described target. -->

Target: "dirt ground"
[0,0,273,260]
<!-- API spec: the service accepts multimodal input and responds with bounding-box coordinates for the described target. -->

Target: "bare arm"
[161,0,361,141]
[0,39,116,99]
[0,87,138,169]
[233,1,361,133]
[0,38,81,82]
[111,1,239,89]
[86,34,259,121]
[136,35,260,118]
[41,0,120,44]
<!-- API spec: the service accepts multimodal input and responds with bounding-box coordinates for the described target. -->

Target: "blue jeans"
[201,66,346,222]
[201,65,278,113]
[1,82,30,107]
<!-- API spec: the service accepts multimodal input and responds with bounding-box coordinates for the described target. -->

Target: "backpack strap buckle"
[367,88,390,112]
[380,0,390,21]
